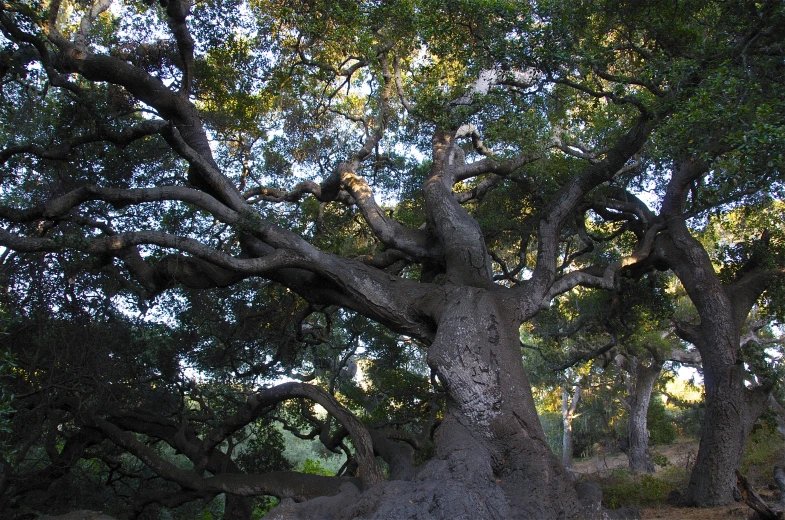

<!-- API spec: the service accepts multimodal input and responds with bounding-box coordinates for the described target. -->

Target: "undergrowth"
[592,465,689,509]
[741,419,785,488]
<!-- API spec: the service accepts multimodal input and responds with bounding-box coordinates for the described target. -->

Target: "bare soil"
[637,504,750,519]
[572,440,776,520]
[572,439,699,477]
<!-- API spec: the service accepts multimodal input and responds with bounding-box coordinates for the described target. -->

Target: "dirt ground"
[572,439,699,477]
[637,503,750,519]
[572,440,775,520]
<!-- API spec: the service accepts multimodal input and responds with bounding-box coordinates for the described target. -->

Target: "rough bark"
[655,159,777,505]
[685,342,769,506]
[267,289,633,520]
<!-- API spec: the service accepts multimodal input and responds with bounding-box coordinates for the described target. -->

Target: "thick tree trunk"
[627,406,654,474]
[266,288,635,519]
[425,288,584,519]
[685,350,768,506]
[656,161,776,505]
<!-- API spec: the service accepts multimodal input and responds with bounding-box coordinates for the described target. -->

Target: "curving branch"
[226,382,385,488]
[163,0,196,96]
[550,75,649,113]
[0,227,301,274]
[0,184,234,224]
[74,0,113,54]
[523,114,653,309]
[521,333,617,371]
[0,120,168,165]
[92,413,356,500]
[338,170,438,259]
[160,125,249,212]
[541,220,664,305]
[454,150,542,182]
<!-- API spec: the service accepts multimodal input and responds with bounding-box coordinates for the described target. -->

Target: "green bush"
[300,458,334,476]
[254,496,280,517]
[597,470,677,509]
[650,451,670,468]
[741,417,785,486]
[647,397,677,445]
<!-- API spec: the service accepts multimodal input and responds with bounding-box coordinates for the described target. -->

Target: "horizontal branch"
[0,227,301,275]
[454,150,542,182]
[0,184,237,224]
[542,221,664,304]
[0,120,168,165]
[243,181,355,205]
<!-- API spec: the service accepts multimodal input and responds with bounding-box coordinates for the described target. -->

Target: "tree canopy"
[0,0,783,518]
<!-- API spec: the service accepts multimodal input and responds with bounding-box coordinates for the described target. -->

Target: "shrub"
[741,416,785,486]
[648,397,677,445]
[650,451,670,468]
[596,470,678,509]
[300,458,334,476]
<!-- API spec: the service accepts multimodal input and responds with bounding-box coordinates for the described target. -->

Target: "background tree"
[0,0,783,518]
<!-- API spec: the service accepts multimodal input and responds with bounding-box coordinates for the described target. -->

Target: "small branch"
[522,333,616,371]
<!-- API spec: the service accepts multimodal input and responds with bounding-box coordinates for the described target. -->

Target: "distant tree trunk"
[223,495,253,520]
[768,396,785,439]
[625,360,662,474]
[616,353,663,474]
[562,383,581,468]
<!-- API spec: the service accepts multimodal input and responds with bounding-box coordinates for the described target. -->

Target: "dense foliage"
[0,0,783,518]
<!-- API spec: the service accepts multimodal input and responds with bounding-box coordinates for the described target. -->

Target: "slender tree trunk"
[562,383,581,468]
[624,360,662,474]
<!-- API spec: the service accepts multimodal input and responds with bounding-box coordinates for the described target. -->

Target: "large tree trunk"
[656,158,776,505]
[685,340,768,506]
[266,288,634,519]
[425,288,584,519]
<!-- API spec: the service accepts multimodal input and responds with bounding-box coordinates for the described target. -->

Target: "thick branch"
[524,114,653,310]
[88,413,357,500]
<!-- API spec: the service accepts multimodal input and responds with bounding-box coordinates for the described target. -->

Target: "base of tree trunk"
[266,452,641,520]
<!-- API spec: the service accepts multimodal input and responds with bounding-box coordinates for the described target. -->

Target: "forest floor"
[572,439,700,476]
[572,439,780,520]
